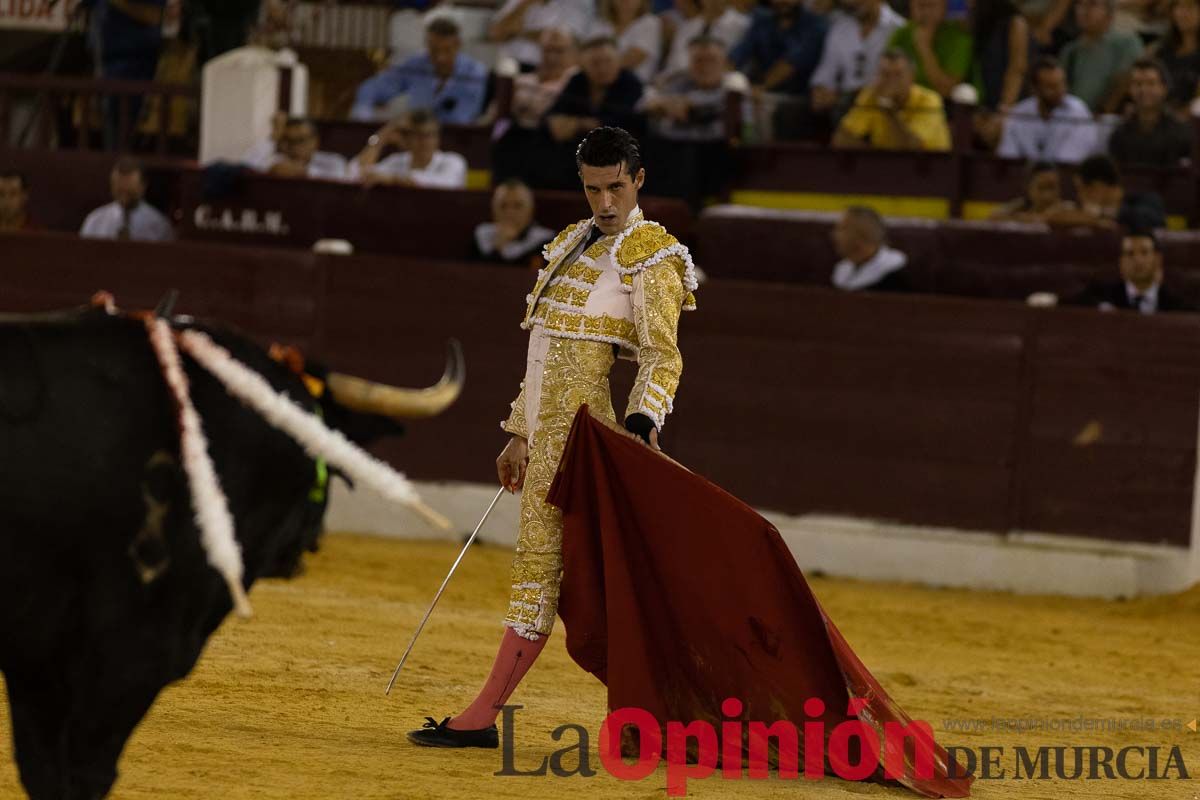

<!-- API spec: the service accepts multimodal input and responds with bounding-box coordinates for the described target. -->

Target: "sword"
[385,485,508,695]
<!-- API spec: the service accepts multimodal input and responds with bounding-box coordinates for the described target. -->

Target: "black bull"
[0,310,438,799]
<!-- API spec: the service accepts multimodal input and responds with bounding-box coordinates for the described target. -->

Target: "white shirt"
[239,138,277,171]
[267,151,350,181]
[80,201,174,242]
[1122,281,1160,314]
[587,15,663,85]
[832,245,907,290]
[997,95,1097,164]
[663,9,750,79]
[369,151,468,189]
[494,0,594,66]
[809,6,906,94]
[474,221,556,262]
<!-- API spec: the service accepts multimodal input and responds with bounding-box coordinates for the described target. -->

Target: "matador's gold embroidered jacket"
[501,207,698,437]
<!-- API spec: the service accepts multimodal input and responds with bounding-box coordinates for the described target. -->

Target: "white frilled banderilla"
[143,319,453,618]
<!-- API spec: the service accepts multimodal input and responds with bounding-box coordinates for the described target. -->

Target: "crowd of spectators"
[326,0,1200,208]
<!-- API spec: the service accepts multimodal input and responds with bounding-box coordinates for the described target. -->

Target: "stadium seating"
[5,230,1199,548]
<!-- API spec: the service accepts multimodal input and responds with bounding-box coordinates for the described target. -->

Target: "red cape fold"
[548,406,973,798]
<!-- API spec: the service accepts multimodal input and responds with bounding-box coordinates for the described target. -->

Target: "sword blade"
[385,485,508,695]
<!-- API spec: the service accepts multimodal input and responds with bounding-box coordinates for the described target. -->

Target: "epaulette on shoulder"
[613,220,700,296]
[542,218,591,263]
[615,222,677,270]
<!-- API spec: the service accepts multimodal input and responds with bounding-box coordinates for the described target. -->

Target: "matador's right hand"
[497,435,529,493]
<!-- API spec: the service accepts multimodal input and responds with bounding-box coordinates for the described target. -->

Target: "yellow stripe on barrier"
[467,170,491,190]
[961,201,1000,220]
[728,190,950,219]
[731,193,1191,231]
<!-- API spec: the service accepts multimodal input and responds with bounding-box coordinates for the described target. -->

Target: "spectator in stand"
[1046,154,1167,229]
[472,179,555,266]
[510,28,581,129]
[886,0,973,98]
[0,172,39,233]
[88,0,166,148]
[1067,230,1194,312]
[490,0,594,68]
[1109,58,1193,167]
[662,0,751,80]
[1059,0,1143,113]
[538,37,644,187]
[997,56,1096,163]
[492,28,580,183]
[266,119,350,181]
[809,0,907,122]
[832,49,952,150]
[586,0,663,85]
[1152,0,1200,112]
[547,37,645,140]
[1014,0,1069,51]
[351,18,489,125]
[989,161,1073,221]
[830,206,911,292]
[970,0,1031,149]
[355,109,468,189]
[80,158,174,242]
[972,0,1030,112]
[731,0,829,96]
[641,35,734,207]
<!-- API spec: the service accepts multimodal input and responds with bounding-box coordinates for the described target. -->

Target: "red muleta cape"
[548,406,973,798]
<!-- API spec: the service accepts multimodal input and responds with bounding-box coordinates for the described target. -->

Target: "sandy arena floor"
[1,533,1197,800]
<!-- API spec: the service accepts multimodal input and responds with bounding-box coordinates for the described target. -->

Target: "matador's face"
[579,162,645,235]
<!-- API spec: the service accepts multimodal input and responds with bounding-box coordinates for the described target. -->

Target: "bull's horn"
[326,340,464,419]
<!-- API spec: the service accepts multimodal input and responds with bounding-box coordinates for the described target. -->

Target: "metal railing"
[0,73,199,154]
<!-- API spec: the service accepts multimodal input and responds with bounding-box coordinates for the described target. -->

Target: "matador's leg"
[446,339,616,732]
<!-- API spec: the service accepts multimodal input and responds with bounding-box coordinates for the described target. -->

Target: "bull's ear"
[155,289,180,319]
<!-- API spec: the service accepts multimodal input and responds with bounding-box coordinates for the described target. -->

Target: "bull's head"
[258,338,465,577]
[295,340,464,449]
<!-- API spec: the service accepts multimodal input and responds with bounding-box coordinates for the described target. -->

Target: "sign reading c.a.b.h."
[0,0,79,31]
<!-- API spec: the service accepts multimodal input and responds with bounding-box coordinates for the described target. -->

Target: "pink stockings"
[448,627,549,730]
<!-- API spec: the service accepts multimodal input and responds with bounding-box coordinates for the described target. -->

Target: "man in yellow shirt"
[833,49,951,151]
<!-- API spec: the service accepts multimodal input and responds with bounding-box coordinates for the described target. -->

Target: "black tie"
[583,225,602,250]
[117,207,132,240]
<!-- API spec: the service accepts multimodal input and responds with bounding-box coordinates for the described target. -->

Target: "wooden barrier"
[173,166,694,255]
[2,231,1197,548]
[696,206,1200,303]
[3,145,1197,302]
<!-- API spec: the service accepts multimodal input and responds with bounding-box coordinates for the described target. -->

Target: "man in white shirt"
[809,0,906,115]
[662,0,750,80]
[507,27,580,129]
[998,55,1097,164]
[80,158,174,242]
[472,179,555,265]
[354,109,468,189]
[489,0,594,68]
[830,206,910,292]
[266,118,350,181]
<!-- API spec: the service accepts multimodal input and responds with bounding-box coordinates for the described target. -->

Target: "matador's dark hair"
[575,126,642,177]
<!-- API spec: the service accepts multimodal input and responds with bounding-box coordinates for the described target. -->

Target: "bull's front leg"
[4,670,101,800]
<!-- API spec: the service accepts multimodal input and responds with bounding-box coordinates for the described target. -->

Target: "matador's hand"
[497,435,529,493]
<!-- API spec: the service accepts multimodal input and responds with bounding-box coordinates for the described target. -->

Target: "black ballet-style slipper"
[406,716,499,749]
